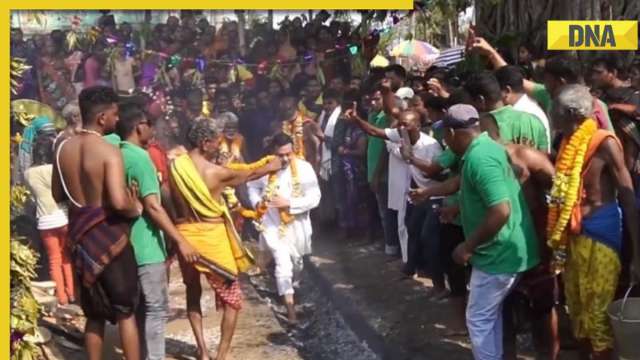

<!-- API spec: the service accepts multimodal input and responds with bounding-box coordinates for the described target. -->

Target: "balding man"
[345,108,445,292]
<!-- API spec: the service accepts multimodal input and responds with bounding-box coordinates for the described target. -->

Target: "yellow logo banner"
[547,20,638,50]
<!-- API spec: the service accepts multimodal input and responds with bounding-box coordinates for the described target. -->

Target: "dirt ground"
[43,263,302,360]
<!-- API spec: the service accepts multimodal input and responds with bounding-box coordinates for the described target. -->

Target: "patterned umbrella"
[391,39,440,66]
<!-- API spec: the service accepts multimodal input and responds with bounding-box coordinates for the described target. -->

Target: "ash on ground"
[249,268,379,360]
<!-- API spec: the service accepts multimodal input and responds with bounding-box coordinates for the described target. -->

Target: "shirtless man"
[168,120,281,360]
[551,85,640,360]
[52,86,142,360]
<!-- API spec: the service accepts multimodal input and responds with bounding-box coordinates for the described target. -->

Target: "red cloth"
[147,141,169,186]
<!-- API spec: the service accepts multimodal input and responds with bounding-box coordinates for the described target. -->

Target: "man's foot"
[430,288,450,302]
[197,349,212,360]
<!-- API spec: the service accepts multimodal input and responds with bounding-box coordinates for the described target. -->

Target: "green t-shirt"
[490,105,549,152]
[436,148,462,226]
[459,133,540,274]
[120,141,167,266]
[531,83,552,115]
[103,133,122,146]
[366,111,390,183]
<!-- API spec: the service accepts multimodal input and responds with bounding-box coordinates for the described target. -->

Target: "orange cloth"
[566,130,622,234]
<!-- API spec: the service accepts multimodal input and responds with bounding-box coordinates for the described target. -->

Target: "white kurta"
[247,159,321,295]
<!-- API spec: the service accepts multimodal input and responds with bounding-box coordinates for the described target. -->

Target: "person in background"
[464,71,548,153]
[54,101,83,149]
[112,44,138,95]
[470,35,614,132]
[316,89,343,227]
[18,116,57,182]
[25,135,75,306]
[589,57,630,93]
[37,36,76,112]
[494,65,551,148]
[337,99,368,237]
[218,111,247,164]
[364,85,398,254]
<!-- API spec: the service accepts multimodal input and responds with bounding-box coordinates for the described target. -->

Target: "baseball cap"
[442,104,480,129]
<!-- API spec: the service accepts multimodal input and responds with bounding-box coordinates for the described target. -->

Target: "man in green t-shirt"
[469,36,614,133]
[464,71,549,153]
[365,88,396,248]
[441,104,540,359]
[115,104,199,360]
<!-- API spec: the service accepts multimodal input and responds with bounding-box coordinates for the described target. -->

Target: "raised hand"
[470,37,496,57]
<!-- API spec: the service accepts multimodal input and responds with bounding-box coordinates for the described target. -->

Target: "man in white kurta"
[247,134,321,324]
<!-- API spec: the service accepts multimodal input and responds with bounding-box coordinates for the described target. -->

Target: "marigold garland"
[241,155,302,237]
[219,135,244,161]
[547,118,598,272]
[282,114,306,159]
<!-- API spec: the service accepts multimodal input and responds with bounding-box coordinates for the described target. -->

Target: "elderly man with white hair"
[549,84,640,359]
[54,101,82,149]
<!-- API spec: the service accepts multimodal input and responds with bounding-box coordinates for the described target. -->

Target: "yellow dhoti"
[564,234,620,351]
[170,154,254,281]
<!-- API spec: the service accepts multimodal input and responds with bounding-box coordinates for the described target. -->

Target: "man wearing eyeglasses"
[115,102,199,360]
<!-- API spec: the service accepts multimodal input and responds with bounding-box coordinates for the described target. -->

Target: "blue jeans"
[137,263,169,360]
[466,268,519,360]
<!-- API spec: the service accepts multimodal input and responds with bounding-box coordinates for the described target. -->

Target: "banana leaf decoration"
[66,30,79,51]
[11,99,67,130]
[10,58,31,95]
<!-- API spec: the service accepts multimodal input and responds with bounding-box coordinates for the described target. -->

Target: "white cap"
[395,87,415,100]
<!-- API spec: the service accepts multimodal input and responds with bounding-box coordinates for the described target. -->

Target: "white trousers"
[262,232,303,296]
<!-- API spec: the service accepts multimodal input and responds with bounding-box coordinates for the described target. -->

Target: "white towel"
[319,106,341,181]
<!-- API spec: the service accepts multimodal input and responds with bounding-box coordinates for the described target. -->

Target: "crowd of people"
[10,10,640,360]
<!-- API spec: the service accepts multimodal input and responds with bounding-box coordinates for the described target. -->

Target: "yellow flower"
[547,118,598,268]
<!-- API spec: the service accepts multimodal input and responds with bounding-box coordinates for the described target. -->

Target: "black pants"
[439,223,467,296]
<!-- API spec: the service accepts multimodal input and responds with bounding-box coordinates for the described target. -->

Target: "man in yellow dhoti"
[548,85,640,359]
[168,120,280,360]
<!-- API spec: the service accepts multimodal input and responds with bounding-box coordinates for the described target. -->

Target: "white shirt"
[247,159,321,256]
[514,93,551,151]
[385,140,412,211]
[385,129,443,188]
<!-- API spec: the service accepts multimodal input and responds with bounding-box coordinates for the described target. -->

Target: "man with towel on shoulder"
[168,120,281,360]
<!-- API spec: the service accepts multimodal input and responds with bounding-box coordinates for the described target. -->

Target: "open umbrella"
[11,99,66,130]
[391,39,440,67]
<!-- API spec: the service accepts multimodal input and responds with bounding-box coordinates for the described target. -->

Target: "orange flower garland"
[219,135,244,161]
[547,118,598,271]
[240,155,302,237]
[282,114,306,159]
